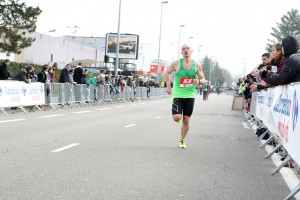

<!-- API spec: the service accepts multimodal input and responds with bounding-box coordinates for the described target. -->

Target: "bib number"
[180,78,193,87]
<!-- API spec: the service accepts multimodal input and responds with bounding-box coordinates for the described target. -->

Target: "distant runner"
[165,44,206,149]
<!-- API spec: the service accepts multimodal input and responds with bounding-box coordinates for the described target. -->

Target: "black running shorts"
[172,98,195,117]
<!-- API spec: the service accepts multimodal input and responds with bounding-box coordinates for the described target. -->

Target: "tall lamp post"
[189,36,193,47]
[209,56,215,84]
[169,43,174,61]
[197,45,203,63]
[178,24,185,59]
[157,1,168,84]
[89,39,97,68]
[115,0,122,77]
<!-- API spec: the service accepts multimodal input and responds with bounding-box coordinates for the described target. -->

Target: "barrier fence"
[244,82,300,200]
[0,81,168,115]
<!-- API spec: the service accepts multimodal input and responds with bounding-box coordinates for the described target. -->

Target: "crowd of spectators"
[237,35,300,99]
[0,60,164,102]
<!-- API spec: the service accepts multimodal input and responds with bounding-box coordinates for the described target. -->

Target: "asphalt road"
[0,93,294,200]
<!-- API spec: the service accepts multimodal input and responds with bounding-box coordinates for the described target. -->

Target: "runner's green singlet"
[172,58,197,98]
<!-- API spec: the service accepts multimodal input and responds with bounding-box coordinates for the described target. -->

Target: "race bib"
[180,78,193,87]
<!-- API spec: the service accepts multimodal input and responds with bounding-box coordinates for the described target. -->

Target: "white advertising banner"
[0,81,45,107]
[251,84,300,165]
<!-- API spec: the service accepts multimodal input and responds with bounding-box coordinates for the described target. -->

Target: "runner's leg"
[181,115,190,140]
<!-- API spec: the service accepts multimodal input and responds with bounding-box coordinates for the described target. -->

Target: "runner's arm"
[195,63,206,84]
[165,61,178,95]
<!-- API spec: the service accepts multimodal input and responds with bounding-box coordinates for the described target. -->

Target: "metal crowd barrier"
[0,82,169,116]
[243,93,300,200]
[47,83,168,108]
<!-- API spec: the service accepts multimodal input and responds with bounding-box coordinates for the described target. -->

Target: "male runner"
[165,44,206,149]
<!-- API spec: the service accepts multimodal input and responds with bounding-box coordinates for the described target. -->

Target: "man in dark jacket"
[259,35,300,85]
[59,64,71,83]
[37,64,49,83]
[73,62,84,84]
[0,59,12,80]
[13,65,33,83]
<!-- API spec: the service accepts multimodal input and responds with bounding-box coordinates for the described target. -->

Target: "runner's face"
[181,45,192,57]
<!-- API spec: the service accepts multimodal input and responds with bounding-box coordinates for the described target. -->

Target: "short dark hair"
[257,63,266,70]
[42,64,49,71]
[26,65,33,71]
[262,53,271,58]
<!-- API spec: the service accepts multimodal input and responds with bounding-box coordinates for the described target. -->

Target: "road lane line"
[124,124,136,128]
[38,114,66,118]
[50,143,80,153]
[242,122,250,129]
[0,119,26,123]
[96,108,111,111]
[73,111,92,114]
[116,106,125,108]
[252,124,300,200]
[155,116,161,119]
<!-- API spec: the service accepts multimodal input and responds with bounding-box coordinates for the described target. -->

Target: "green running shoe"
[179,139,186,149]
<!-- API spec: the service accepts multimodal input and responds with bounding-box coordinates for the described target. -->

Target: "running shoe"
[176,119,181,124]
[179,139,186,149]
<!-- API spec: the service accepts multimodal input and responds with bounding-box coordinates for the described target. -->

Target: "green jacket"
[87,77,98,85]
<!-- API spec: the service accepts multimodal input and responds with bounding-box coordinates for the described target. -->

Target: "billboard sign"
[105,33,139,59]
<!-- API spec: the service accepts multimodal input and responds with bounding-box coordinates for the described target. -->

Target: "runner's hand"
[166,86,171,95]
[193,79,199,85]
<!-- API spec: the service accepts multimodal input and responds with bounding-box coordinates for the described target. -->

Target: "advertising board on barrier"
[0,81,45,108]
[251,83,300,166]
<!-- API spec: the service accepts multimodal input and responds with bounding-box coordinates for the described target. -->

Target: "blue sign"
[292,90,299,132]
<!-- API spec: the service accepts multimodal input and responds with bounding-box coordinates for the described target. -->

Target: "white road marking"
[0,119,26,123]
[96,108,111,111]
[38,114,66,118]
[264,143,300,200]
[242,122,250,129]
[128,104,138,106]
[124,124,136,128]
[252,124,300,200]
[138,103,146,105]
[116,106,125,108]
[155,116,161,119]
[73,111,92,114]
[50,143,80,153]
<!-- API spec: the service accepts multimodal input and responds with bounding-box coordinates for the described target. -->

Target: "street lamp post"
[115,0,122,77]
[189,36,193,47]
[197,45,203,63]
[169,43,174,61]
[178,25,185,59]
[157,1,168,84]
[209,56,214,84]
[89,40,97,68]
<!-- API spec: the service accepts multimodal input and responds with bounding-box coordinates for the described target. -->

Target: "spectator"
[271,43,285,74]
[59,64,71,83]
[262,52,272,66]
[28,64,37,82]
[51,63,58,82]
[0,59,12,80]
[48,67,54,82]
[13,65,33,83]
[37,64,49,83]
[82,69,88,84]
[73,62,84,84]
[87,74,101,100]
[259,36,300,85]
[69,69,77,84]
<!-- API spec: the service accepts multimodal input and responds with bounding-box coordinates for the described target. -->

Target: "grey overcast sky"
[24,0,300,77]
